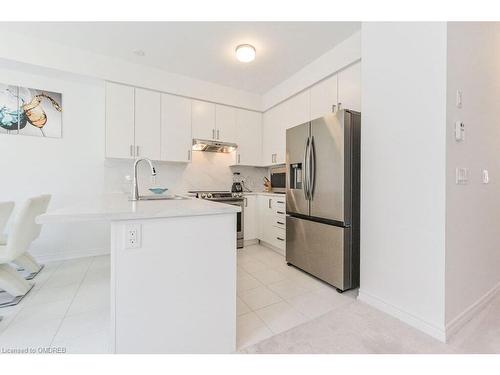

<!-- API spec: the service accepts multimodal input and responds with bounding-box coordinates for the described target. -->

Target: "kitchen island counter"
[37,193,240,224]
[37,192,238,354]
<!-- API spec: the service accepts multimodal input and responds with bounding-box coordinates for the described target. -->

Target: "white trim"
[259,240,285,256]
[34,248,110,264]
[243,239,259,247]
[358,289,446,342]
[445,280,500,340]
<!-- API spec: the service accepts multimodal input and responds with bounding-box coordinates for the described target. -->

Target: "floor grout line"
[48,256,95,346]
[0,260,64,335]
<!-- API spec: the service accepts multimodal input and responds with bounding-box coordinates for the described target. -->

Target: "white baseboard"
[35,248,110,264]
[243,239,259,247]
[358,289,446,343]
[259,240,285,256]
[445,280,500,340]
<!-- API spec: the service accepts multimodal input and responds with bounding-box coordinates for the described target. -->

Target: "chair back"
[4,195,51,262]
[0,201,15,235]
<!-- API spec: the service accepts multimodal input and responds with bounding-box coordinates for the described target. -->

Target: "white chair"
[0,197,44,306]
[11,195,51,280]
[0,201,15,246]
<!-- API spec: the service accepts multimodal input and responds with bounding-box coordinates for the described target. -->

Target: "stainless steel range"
[189,191,244,249]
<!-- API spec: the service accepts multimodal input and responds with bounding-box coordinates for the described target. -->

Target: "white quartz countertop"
[37,193,240,224]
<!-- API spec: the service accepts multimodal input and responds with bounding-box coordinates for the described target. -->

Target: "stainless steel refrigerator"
[286,109,361,292]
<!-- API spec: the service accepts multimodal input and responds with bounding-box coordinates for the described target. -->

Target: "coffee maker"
[231,172,243,193]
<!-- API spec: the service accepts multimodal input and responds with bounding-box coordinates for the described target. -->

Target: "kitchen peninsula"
[37,193,240,353]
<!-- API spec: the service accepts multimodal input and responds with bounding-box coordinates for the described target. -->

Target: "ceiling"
[0,22,360,94]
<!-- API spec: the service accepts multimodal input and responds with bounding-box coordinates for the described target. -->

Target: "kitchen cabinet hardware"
[276,237,285,241]
[277,201,285,204]
[136,145,140,157]
[217,129,220,139]
[237,154,241,164]
[277,221,284,225]
[244,198,247,207]
[277,211,285,215]
[187,150,191,161]
[268,198,272,209]
[212,129,215,139]
[332,104,336,112]
[130,145,134,157]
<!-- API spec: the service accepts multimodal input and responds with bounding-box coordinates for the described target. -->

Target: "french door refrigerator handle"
[309,136,316,199]
[303,137,310,200]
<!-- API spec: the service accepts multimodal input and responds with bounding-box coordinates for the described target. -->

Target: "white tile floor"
[0,244,354,353]
[236,244,356,349]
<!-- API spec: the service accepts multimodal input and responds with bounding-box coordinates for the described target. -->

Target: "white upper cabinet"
[215,104,237,143]
[283,90,310,129]
[262,106,281,165]
[191,100,215,140]
[134,88,161,160]
[338,61,361,112]
[105,82,135,159]
[310,74,338,120]
[161,93,192,163]
[235,109,262,166]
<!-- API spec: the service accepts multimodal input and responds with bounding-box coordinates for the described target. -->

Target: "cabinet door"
[338,61,361,112]
[257,195,275,244]
[273,103,287,164]
[192,100,215,140]
[235,109,262,166]
[105,82,135,159]
[134,88,161,160]
[310,74,338,120]
[262,105,285,165]
[215,104,237,142]
[243,195,257,240]
[283,90,310,129]
[161,94,192,163]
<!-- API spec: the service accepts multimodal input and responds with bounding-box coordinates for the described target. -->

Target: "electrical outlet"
[125,224,141,249]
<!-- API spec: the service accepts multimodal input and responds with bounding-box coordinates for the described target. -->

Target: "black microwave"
[270,166,286,193]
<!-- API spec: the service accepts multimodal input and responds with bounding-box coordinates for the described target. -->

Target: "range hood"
[192,139,238,153]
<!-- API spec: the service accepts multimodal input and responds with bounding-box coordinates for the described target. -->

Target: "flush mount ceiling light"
[133,49,145,57]
[235,44,256,63]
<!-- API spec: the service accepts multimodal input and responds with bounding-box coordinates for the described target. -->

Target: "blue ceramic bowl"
[149,188,168,195]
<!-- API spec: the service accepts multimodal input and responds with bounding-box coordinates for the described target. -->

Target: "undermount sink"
[137,195,189,201]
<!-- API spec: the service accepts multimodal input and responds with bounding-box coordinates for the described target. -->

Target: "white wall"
[445,22,500,333]
[0,31,262,111]
[359,22,448,341]
[262,31,361,110]
[0,61,267,262]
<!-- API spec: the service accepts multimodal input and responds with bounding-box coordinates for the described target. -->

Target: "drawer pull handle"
[277,201,285,204]
[277,221,284,225]
[277,211,285,215]
[276,237,285,241]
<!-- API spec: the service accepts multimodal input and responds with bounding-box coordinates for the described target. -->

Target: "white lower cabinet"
[243,195,257,241]
[254,194,286,252]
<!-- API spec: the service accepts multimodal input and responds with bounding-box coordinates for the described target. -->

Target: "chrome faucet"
[131,158,157,201]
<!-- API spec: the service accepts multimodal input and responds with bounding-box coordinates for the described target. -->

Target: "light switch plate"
[455,121,465,142]
[456,167,469,185]
[125,224,141,249]
[482,169,489,184]
[456,90,463,108]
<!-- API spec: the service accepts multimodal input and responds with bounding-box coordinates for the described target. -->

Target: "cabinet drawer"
[271,227,286,250]
[273,216,286,229]
[272,198,286,216]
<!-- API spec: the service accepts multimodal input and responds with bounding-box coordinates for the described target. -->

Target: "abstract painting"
[0,83,62,138]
